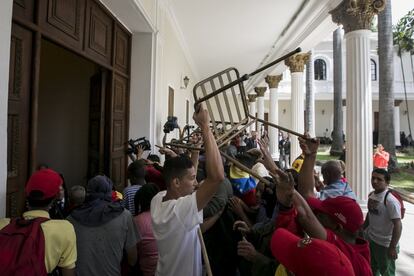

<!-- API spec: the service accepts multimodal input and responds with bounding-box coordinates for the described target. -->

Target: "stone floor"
[396,201,414,276]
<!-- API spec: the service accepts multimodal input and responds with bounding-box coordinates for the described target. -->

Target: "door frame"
[7,0,132,216]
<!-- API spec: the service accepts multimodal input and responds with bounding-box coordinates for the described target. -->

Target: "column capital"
[254,87,267,97]
[247,94,257,102]
[394,100,403,107]
[330,0,385,33]
[265,74,283,89]
[284,53,311,73]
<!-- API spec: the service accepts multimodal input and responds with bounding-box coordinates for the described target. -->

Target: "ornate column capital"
[265,75,283,89]
[247,94,257,102]
[284,53,310,73]
[330,0,385,33]
[254,87,267,97]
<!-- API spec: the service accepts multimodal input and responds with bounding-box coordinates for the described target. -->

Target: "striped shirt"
[122,185,142,216]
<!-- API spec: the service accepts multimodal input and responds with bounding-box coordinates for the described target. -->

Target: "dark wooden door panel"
[13,0,35,22]
[108,73,128,190]
[7,23,33,217]
[39,0,85,51]
[85,0,113,66]
[114,24,130,74]
[88,71,107,179]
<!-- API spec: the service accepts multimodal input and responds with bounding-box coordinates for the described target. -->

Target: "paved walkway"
[396,201,414,276]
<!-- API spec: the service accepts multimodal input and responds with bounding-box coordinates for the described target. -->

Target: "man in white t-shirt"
[151,104,225,276]
[364,168,402,276]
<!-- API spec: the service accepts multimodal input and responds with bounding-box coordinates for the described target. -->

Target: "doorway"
[37,39,99,187]
[7,0,131,217]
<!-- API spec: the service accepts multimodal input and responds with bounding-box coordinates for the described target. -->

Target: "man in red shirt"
[373,144,390,170]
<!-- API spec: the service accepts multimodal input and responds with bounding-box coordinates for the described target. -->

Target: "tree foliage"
[393,9,414,55]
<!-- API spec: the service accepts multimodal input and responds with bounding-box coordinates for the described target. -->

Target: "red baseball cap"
[307,196,363,233]
[25,169,63,200]
[271,228,355,276]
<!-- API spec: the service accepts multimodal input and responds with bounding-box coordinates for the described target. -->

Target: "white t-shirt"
[151,191,203,276]
[366,189,401,247]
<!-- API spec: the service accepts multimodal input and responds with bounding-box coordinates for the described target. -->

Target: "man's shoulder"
[0,218,11,230]
[43,219,75,233]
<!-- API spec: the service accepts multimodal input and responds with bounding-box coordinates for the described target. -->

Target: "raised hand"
[298,133,319,156]
[158,147,178,158]
[193,104,210,130]
[274,170,295,207]
[237,238,258,262]
[258,137,278,174]
[233,220,251,236]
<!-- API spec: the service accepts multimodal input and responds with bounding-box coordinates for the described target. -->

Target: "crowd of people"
[0,105,403,276]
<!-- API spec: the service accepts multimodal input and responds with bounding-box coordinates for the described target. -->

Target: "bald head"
[321,160,342,185]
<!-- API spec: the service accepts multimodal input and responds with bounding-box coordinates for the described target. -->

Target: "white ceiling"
[167,0,342,90]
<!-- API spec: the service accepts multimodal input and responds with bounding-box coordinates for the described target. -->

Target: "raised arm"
[292,190,327,240]
[298,135,319,199]
[194,104,225,211]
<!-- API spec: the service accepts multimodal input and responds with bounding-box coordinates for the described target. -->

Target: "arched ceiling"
[166,0,342,90]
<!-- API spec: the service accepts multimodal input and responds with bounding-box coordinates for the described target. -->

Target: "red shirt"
[275,207,303,237]
[326,230,372,276]
[373,151,389,169]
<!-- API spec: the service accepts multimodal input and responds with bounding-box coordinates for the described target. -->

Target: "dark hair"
[163,155,194,186]
[134,183,159,214]
[235,153,256,169]
[27,191,55,208]
[127,159,147,183]
[147,154,160,163]
[372,168,390,183]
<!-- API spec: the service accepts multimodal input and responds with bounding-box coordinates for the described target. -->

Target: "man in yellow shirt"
[0,169,77,276]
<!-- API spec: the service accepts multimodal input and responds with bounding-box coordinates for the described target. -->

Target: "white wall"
[129,32,154,146]
[399,101,414,137]
[153,8,196,145]
[0,0,13,217]
[37,40,96,188]
[314,101,334,137]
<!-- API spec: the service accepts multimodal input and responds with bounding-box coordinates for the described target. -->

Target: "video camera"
[163,116,179,133]
[127,137,151,155]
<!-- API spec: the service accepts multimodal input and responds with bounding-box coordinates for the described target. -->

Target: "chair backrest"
[193,67,254,147]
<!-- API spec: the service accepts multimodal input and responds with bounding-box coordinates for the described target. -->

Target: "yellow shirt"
[0,210,77,272]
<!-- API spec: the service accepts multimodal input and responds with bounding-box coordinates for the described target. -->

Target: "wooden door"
[88,70,107,179]
[7,23,33,217]
[107,74,129,191]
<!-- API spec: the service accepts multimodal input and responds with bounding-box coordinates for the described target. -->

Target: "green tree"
[393,9,414,140]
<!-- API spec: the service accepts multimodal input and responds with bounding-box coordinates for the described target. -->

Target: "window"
[314,59,327,80]
[168,86,174,116]
[371,59,377,81]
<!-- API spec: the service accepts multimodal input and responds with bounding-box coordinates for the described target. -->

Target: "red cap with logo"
[307,196,363,233]
[271,228,355,276]
[25,169,63,200]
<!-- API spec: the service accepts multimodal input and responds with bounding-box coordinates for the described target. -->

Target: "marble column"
[305,52,315,137]
[394,100,402,146]
[285,53,310,163]
[331,0,385,203]
[255,87,267,136]
[342,100,347,137]
[248,94,257,132]
[266,75,283,160]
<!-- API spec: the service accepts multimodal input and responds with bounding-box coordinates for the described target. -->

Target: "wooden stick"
[198,227,213,276]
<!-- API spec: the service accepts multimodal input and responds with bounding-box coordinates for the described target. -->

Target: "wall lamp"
[282,109,286,114]
[181,76,190,89]
[321,109,325,115]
